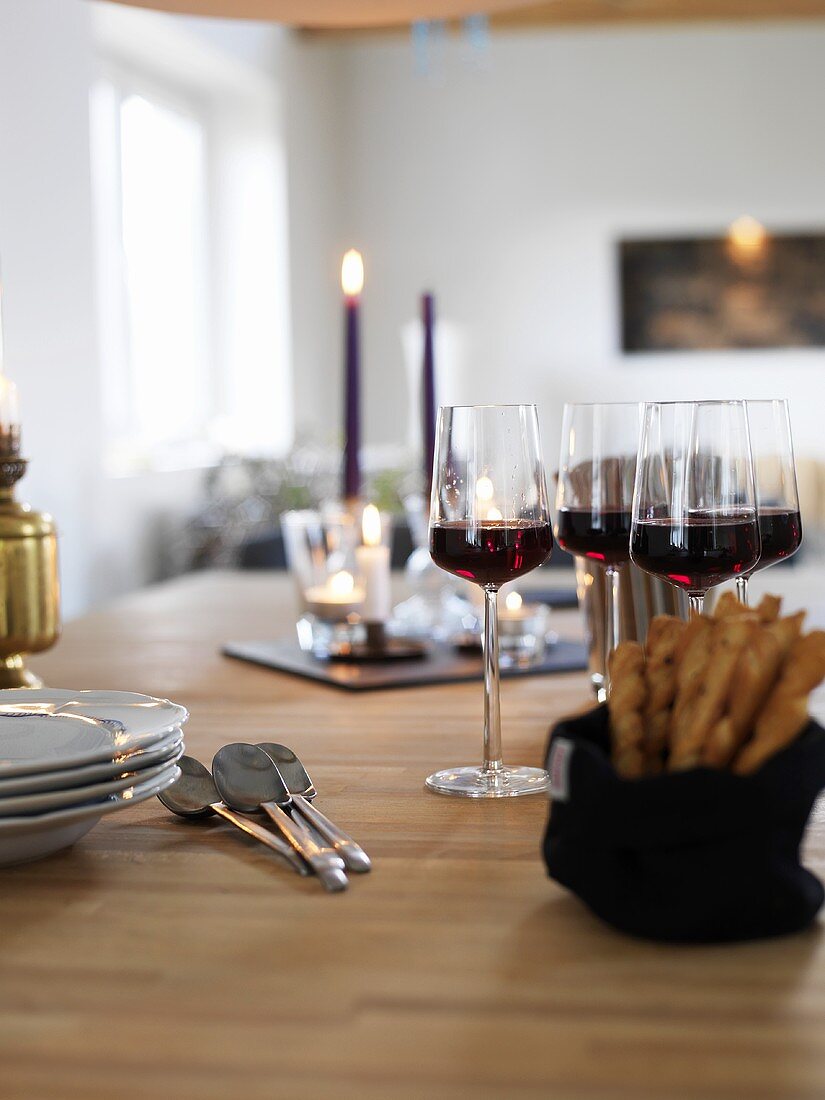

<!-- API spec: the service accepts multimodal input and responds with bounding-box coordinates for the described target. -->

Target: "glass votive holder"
[281,509,364,620]
[282,505,395,659]
[296,613,365,659]
[498,594,552,668]
[452,593,552,668]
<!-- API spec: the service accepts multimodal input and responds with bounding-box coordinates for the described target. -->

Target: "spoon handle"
[291,795,371,874]
[211,802,309,876]
[260,801,348,893]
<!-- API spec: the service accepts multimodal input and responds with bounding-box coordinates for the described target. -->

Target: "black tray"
[222,637,588,692]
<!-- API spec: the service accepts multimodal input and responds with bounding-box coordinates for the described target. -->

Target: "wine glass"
[736,399,802,606]
[555,402,640,692]
[428,404,554,798]
[630,400,760,616]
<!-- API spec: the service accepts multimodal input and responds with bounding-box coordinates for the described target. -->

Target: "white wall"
[0,1,292,616]
[329,23,825,467]
[281,34,346,444]
[0,0,101,618]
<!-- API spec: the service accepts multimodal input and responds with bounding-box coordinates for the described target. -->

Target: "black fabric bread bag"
[543,704,825,943]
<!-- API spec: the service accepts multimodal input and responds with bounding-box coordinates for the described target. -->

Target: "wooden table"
[3,572,825,1099]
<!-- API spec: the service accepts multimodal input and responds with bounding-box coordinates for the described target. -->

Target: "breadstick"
[733,630,825,775]
[643,615,686,769]
[755,593,782,623]
[701,626,782,768]
[669,617,756,771]
[713,591,748,620]
[607,641,647,779]
[712,591,780,623]
[669,616,714,755]
[766,609,806,656]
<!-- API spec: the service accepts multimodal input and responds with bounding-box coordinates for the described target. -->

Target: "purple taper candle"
[422,292,436,492]
[341,250,364,502]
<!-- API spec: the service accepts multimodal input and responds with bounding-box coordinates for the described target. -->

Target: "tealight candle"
[500,590,530,622]
[304,569,365,622]
[498,591,548,638]
[355,504,391,623]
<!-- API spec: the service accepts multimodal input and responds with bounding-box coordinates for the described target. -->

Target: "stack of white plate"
[0,688,187,867]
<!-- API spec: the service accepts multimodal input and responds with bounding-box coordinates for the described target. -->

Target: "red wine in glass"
[429,520,554,587]
[751,507,802,572]
[555,507,632,565]
[630,513,760,592]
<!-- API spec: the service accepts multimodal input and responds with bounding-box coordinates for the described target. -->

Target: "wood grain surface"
[2,571,824,1099]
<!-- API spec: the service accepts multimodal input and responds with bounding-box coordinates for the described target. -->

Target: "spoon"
[212,744,348,893]
[257,742,371,874]
[158,755,308,876]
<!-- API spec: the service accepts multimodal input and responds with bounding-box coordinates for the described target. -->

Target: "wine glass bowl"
[630,400,761,615]
[555,403,641,689]
[736,399,802,605]
[427,404,554,798]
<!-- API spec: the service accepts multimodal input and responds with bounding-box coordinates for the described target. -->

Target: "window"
[90,26,292,474]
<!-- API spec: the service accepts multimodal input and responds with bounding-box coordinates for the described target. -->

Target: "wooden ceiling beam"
[304,0,825,36]
[492,0,825,30]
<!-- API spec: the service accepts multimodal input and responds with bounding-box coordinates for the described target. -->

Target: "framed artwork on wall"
[620,226,825,353]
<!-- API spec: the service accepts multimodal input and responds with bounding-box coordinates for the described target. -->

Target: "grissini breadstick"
[605,594,817,778]
[607,641,647,779]
[712,591,779,624]
[670,617,756,771]
[713,591,748,620]
[701,627,781,768]
[669,615,714,754]
[710,612,807,769]
[733,630,825,775]
[766,609,806,655]
[755,594,782,623]
[643,615,686,770]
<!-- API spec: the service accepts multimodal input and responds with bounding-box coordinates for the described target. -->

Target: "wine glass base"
[425,765,550,799]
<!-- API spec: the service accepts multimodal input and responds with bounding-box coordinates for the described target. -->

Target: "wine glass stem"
[688,593,704,616]
[604,564,621,696]
[482,586,502,775]
[736,575,749,606]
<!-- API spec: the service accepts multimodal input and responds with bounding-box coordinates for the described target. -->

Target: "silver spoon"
[212,744,348,893]
[158,755,308,876]
[257,742,371,874]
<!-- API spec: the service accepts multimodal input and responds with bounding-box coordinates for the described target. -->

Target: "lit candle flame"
[341,249,364,297]
[505,591,523,612]
[362,503,382,548]
[330,570,355,597]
